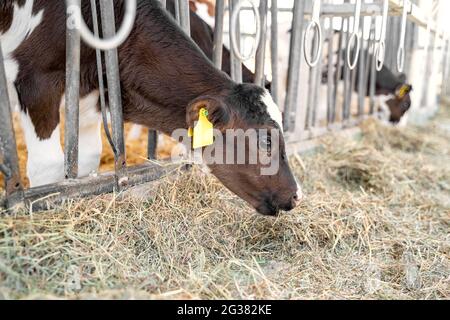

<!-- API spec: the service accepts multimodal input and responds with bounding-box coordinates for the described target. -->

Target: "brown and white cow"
[0,0,301,216]
[322,49,413,125]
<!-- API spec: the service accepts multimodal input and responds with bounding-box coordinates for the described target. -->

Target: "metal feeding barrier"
[0,0,449,211]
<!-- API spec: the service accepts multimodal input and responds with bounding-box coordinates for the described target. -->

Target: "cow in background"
[322,49,413,125]
[189,0,215,26]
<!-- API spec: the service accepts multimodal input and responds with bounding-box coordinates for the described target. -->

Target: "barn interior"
[0,0,449,300]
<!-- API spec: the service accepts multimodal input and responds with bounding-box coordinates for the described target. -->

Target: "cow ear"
[187,96,233,131]
[396,84,413,99]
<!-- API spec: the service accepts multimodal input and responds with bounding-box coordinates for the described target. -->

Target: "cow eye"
[259,135,272,154]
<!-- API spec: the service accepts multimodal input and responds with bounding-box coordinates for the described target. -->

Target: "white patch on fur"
[20,111,64,187]
[377,94,395,124]
[0,0,44,82]
[296,183,303,202]
[128,124,144,141]
[78,91,102,178]
[261,90,283,132]
[194,3,215,27]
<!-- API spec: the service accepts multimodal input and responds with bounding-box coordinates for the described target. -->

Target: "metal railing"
[0,0,448,211]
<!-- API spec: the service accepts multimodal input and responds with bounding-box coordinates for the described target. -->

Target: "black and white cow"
[0,0,301,216]
[323,49,413,124]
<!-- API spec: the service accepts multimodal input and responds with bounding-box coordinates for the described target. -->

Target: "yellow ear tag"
[191,108,214,149]
[397,85,409,99]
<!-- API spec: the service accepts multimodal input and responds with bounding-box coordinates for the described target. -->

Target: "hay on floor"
[0,111,449,300]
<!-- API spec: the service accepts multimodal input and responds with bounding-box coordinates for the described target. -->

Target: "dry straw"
[0,114,449,300]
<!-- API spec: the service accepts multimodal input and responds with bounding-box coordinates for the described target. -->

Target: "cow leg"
[20,110,64,187]
[16,73,65,187]
[78,91,102,178]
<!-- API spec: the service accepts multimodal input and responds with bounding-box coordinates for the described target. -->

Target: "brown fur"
[3,0,298,215]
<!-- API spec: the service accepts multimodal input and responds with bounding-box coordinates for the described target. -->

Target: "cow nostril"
[292,189,303,206]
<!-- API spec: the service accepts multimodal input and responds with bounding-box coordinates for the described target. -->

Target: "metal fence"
[0,0,448,211]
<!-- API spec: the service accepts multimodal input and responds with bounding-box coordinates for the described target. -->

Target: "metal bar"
[238,3,384,17]
[270,0,279,104]
[0,42,23,208]
[100,0,128,190]
[363,19,373,113]
[420,24,435,108]
[333,20,345,124]
[283,0,307,132]
[175,0,181,24]
[65,0,81,180]
[369,31,377,115]
[254,0,269,86]
[443,40,450,97]
[148,130,158,160]
[342,19,351,124]
[178,0,191,36]
[357,17,366,119]
[91,0,116,155]
[349,60,357,121]
[306,18,323,130]
[160,0,167,9]
[229,0,243,83]
[213,0,225,69]
[22,163,187,212]
[311,26,323,129]
[327,26,335,125]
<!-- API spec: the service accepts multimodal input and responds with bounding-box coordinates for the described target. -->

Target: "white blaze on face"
[0,0,44,82]
[261,90,283,133]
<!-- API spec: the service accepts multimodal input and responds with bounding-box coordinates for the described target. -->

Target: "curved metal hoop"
[375,40,386,71]
[67,0,137,50]
[346,0,361,70]
[230,0,262,62]
[397,0,409,72]
[303,21,323,67]
[347,32,361,70]
[376,0,389,71]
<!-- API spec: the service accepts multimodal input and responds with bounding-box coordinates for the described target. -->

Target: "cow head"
[386,84,413,123]
[186,84,302,216]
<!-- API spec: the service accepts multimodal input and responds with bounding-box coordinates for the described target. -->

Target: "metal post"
[333,19,345,125]
[311,23,324,130]
[270,0,279,104]
[100,0,127,189]
[421,26,436,109]
[213,0,225,69]
[444,40,450,97]
[306,18,323,130]
[357,17,366,119]
[174,0,181,24]
[0,43,23,208]
[342,19,351,124]
[283,0,307,132]
[254,0,268,87]
[369,30,377,115]
[327,26,335,126]
[229,0,243,83]
[178,0,191,36]
[65,0,81,180]
[148,130,158,160]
